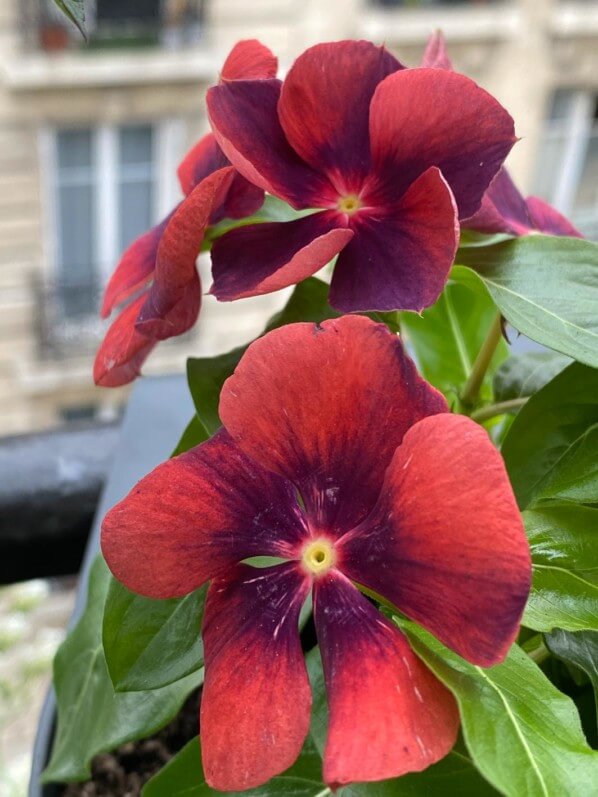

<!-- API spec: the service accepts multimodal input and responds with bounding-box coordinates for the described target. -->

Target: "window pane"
[56,130,97,318]
[120,125,153,167]
[119,180,154,251]
[118,124,155,251]
[97,0,160,22]
[57,129,93,171]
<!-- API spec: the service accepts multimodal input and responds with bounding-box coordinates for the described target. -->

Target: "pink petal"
[421,31,453,70]
[221,39,278,81]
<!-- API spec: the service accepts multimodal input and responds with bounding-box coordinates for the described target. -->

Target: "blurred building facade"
[0,0,596,435]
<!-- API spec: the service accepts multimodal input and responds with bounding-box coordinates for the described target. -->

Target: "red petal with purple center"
[219,316,447,536]
[201,563,311,791]
[101,429,308,599]
[338,414,531,666]
[210,211,353,301]
[314,570,459,787]
[278,40,403,188]
[526,195,583,237]
[329,167,458,313]
[207,78,336,209]
[369,67,516,220]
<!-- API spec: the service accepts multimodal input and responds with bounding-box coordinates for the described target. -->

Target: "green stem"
[471,397,528,424]
[523,634,550,665]
[460,312,503,408]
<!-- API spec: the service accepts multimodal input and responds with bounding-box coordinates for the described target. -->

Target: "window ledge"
[360,4,521,44]
[3,47,218,91]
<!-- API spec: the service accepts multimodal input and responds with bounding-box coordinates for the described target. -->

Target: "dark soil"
[61,690,200,796]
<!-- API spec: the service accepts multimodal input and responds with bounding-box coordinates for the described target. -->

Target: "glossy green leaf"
[523,505,598,632]
[172,414,209,455]
[493,351,571,402]
[306,648,498,796]
[501,362,598,508]
[103,579,206,692]
[546,629,598,716]
[52,0,86,37]
[456,234,598,367]
[400,267,507,403]
[534,424,598,505]
[142,734,326,797]
[400,621,598,797]
[43,557,202,783]
[187,277,338,434]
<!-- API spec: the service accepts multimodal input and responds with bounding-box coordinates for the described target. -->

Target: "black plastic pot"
[29,375,195,797]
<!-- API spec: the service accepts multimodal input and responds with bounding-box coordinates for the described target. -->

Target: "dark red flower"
[101,315,531,790]
[422,32,582,239]
[207,40,516,312]
[94,40,276,388]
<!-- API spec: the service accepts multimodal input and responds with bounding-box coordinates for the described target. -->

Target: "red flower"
[206,40,516,313]
[94,40,276,388]
[423,32,582,239]
[101,315,531,791]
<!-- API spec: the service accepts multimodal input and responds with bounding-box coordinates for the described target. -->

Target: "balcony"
[22,0,207,54]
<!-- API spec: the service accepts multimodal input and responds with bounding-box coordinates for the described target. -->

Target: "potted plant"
[31,31,598,797]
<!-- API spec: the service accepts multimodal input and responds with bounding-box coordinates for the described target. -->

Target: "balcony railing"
[21,0,207,54]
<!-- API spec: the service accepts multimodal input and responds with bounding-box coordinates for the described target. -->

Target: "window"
[49,123,160,321]
[533,90,598,239]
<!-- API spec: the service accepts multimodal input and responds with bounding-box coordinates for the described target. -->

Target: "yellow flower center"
[337,194,362,215]
[301,538,336,576]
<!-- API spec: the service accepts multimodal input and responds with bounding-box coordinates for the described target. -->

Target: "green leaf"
[103,579,206,692]
[142,735,327,797]
[52,0,86,38]
[523,505,598,632]
[42,557,202,783]
[534,424,598,505]
[546,629,598,716]
[187,278,338,434]
[493,351,571,402]
[306,648,498,796]
[501,362,598,508]
[456,234,598,367]
[400,267,507,403]
[172,414,209,455]
[400,620,598,797]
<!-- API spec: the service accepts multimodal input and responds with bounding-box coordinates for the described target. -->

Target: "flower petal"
[176,132,264,221]
[338,414,531,666]
[100,214,171,318]
[369,68,516,219]
[94,294,156,387]
[314,570,459,787]
[137,167,234,337]
[329,167,458,313]
[278,40,403,188]
[526,195,583,238]
[210,212,353,301]
[101,429,308,599]
[464,168,533,236]
[201,563,311,791]
[421,31,453,70]
[207,78,335,208]
[221,39,278,81]
[219,316,447,536]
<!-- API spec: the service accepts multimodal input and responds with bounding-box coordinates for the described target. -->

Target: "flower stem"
[524,634,550,665]
[471,398,528,424]
[460,312,503,408]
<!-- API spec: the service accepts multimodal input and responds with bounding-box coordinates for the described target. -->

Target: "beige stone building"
[0,0,596,436]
